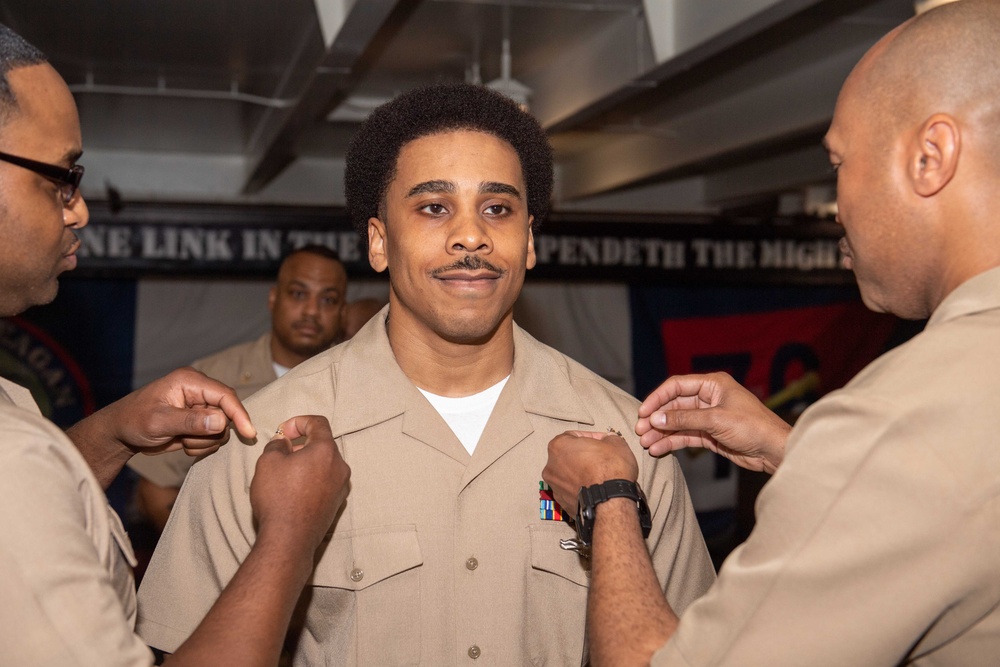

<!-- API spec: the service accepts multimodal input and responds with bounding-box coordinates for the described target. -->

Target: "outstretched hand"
[635,372,791,474]
[109,367,256,456]
[67,367,256,489]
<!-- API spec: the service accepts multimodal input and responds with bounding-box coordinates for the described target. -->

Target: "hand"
[635,372,791,474]
[542,430,638,516]
[251,415,351,549]
[67,367,257,489]
[106,367,256,457]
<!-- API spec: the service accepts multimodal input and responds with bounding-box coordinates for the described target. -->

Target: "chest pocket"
[309,525,423,665]
[525,523,591,666]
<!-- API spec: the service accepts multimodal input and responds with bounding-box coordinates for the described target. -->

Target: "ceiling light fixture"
[485,2,531,111]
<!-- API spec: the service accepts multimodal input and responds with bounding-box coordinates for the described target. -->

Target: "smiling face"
[0,63,89,316]
[268,251,348,366]
[368,129,535,347]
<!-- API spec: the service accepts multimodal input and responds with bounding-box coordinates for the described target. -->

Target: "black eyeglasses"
[0,150,84,204]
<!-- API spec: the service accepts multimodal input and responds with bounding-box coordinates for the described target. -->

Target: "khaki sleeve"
[127,449,198,488]
[0,409,153,667]
[652,394,997,666]
[641,449,717,613]
[135,429,259,652]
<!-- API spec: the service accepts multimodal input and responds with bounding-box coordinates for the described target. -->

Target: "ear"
[525,217,537,270]
[267,286,277,313]
[910,113,960,197]
[368,217,389,273]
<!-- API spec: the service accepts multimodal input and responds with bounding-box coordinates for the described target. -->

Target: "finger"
[260,435,294,457]
[147,406,229,441]
[563,430,612,441]
[273,415,333,444]
[176,371,257,441]
[600,432,628,445]
[637,375,710,417]
[182,442,221,457]
[646,439,682,457]
[175,433,229,451]
[647,405,725,434]
[212,391,256,440]
[641,431,714,456]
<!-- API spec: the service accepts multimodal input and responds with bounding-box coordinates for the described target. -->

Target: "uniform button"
[349,568,364,582]
[465,557,479,571]
[468,645,481,659]
[241,371,252,382]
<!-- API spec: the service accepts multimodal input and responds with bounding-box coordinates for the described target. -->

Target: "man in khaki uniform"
[136,83,715,665]
[129,245,349,531]
[0,24,350,666]
[542,2,1000,665]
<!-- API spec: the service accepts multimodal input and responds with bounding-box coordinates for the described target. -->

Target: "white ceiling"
[1,0,916,219]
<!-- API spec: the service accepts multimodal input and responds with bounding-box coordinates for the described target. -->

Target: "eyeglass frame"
[0,150,84,204]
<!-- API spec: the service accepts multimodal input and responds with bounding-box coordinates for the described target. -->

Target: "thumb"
[155,406,229,439]
[260,435,294,459]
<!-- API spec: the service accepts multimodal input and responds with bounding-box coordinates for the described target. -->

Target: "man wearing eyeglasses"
[0,23,351,666]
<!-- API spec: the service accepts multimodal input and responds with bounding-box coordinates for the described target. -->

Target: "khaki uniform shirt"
[127,332,276,488]
[0,378,153,666]
[137,312,715,665]
[654,266,1000,666]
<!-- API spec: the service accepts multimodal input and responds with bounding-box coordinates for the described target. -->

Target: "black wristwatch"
[575,479,652,547]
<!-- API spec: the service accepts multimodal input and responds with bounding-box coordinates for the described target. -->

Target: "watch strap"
[579,479,643,506]
[576,479,652,547]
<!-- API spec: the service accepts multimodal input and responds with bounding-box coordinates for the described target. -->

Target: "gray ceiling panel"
[0,0,918,217]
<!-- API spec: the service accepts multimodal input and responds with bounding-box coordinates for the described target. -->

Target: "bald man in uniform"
[543,1,1000,664]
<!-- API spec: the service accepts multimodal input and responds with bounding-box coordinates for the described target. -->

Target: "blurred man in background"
[129,244,348,531]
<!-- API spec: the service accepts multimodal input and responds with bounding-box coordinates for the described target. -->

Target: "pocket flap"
[312,524,423,591]
[528,524,590,587]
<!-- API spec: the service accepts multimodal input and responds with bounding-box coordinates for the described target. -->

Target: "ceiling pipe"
[67,81,298,109]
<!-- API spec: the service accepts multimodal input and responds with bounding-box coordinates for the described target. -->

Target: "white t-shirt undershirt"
[273,362,291,378]
[418,376,510,455]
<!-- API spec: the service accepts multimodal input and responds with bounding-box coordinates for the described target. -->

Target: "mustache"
[431,255,506,276]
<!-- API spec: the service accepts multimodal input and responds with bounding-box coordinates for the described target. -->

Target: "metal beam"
[703,144,831,207]
[242,0,409,194]
[545,0,857,133]
[557,42,866,200]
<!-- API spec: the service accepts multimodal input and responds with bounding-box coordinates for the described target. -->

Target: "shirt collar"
[327,307,596,437]
[927,265,1000,328]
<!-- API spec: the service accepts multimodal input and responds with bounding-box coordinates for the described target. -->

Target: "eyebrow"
[286,280,341,293]
[406,180,455,197]
[63,149,84,164]
[404,180,522,199]
[480,181,522,199]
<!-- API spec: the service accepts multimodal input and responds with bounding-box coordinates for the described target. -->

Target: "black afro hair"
[344,82,553,236]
